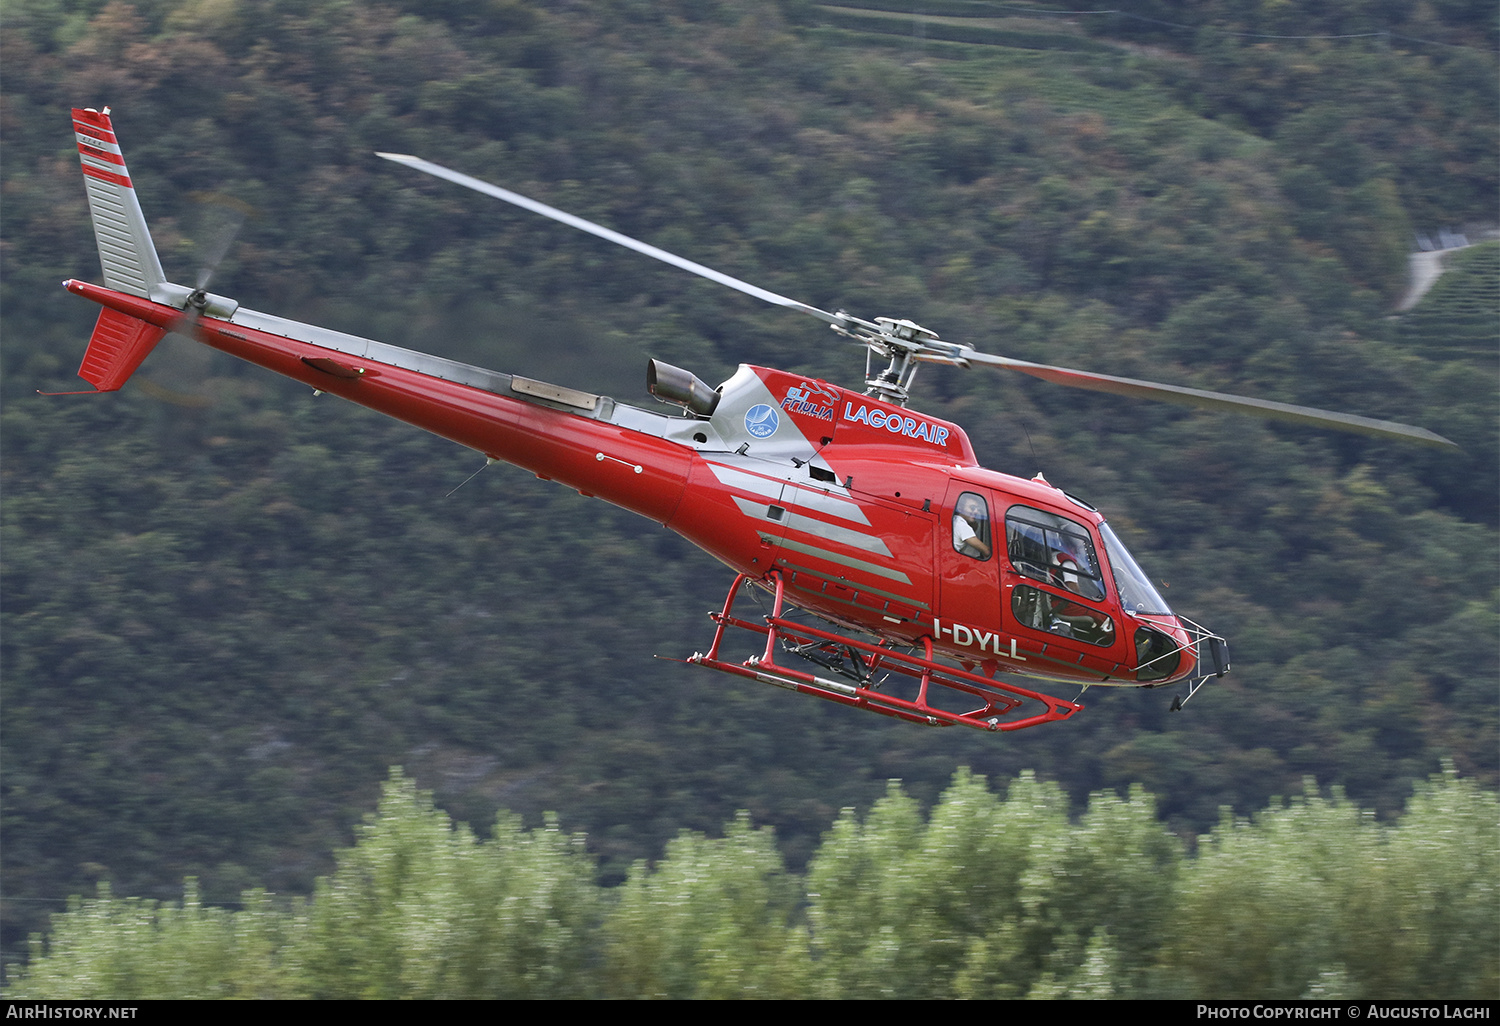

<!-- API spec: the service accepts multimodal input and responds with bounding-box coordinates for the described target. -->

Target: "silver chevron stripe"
[705,461,869,525]
[779,560,929,610]
[763,535,913,585]
[732,497,892,556]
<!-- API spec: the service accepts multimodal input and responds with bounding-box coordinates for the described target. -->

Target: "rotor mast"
[835,316,962,406]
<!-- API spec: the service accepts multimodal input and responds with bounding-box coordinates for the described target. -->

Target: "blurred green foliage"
[7,767,1495,998]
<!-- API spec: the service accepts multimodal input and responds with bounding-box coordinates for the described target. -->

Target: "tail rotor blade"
[186,192,252,293]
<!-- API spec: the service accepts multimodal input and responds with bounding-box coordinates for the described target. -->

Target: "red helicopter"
[56,107,1454,733]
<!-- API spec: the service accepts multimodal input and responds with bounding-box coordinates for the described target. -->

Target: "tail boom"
[63,279,693,523]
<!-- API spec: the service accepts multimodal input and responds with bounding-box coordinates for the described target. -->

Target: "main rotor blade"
[964,351,1455,448]
[377,152,852,329]
[377,152,1452,448]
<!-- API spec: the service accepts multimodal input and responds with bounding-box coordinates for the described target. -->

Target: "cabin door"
[936,481,1004,651]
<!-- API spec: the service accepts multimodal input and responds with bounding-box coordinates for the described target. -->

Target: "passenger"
[953,494,992,559]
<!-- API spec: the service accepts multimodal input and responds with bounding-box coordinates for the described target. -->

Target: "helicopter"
[55,107,1455,733]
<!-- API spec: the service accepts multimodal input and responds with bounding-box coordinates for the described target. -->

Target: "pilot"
[952,494,992,559]
[1052,551,1084,595]
[1047,551,1113,644]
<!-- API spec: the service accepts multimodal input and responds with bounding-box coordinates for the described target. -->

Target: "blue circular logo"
[744,404,779,438]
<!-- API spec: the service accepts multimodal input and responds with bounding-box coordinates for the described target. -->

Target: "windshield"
[1098,522,1172,616]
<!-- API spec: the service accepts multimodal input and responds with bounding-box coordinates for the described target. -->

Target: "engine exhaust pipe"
[648,359,720,417]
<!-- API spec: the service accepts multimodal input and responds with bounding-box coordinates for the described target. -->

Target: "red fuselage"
[66,278,1200,688]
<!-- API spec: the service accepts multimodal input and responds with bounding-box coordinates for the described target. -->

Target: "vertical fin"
[76,306,168,392]
[71,107,169,301]
[65,108,172,391]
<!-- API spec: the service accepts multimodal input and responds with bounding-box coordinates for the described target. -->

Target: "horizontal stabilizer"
[77,306,167,391]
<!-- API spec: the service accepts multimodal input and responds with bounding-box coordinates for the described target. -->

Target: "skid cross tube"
[688,573,1082,732]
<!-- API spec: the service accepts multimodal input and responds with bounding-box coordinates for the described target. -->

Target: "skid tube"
[684,573,1083,732]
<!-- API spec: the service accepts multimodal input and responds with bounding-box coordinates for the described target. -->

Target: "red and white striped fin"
[72,107,168,300]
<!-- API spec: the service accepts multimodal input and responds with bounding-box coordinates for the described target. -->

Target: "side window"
[1012,585,1116,646]
[1005,506,1106,602]
[951,491,992,560]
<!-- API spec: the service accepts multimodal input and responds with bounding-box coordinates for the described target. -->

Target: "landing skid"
[677,572,1083,732]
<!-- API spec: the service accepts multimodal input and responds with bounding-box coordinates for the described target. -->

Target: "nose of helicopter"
[1131,617,1229,685]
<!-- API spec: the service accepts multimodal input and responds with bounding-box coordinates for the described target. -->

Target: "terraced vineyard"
[810,3,1116,54]
[1399,242,1500,362]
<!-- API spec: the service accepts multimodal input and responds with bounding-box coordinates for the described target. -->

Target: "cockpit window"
[1005,506,1106,603]
[1098,522,1172,615]
[952,492,992,560]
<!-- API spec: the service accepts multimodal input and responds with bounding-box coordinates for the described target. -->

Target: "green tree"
[290,770,599,999]
[804,778,930,997]
[1372,765,1500,997]
[602,811,811,998]
[1161,769,1499,999]
[6,881,297,999]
